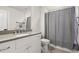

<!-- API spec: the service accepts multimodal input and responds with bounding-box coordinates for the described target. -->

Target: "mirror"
[0,10,8,31]
[0,6,32,32]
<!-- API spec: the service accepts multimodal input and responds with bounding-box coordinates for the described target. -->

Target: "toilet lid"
[41,39,50,43]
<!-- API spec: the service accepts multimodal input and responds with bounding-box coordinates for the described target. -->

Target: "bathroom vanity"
[0,32,41,53]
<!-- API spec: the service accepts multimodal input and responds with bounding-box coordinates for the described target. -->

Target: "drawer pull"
[26,46,31,49]
[0,47,10,51]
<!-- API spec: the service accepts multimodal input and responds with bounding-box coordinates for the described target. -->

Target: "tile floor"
[48,46,69,53]
[41,44,79,53]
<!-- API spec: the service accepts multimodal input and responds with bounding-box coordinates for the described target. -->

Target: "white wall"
[31,7,41,32]
[75,6,79,44]
[0,6,24,30]
[25,7,31,17]
[40,6,74,37]
[75,7,79,17]
[0,6,41,32]
[25,7,41,32]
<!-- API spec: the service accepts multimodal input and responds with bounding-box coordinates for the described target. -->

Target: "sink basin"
[14,32,32,37]
[15,33,28,37]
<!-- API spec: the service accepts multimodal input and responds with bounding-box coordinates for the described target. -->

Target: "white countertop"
[0,32,41,43]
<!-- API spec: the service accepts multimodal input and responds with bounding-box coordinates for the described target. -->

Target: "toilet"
[41,39,50,53]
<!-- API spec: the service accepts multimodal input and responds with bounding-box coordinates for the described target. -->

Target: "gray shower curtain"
[45,7,76,49]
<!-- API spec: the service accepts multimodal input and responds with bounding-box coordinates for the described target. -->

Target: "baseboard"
[49,44,73,53]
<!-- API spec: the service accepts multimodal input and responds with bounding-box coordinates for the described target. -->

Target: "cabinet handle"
[0,47,10,51]
[26,46,31,49]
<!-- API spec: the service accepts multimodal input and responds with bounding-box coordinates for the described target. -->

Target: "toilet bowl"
[41,39,50,53]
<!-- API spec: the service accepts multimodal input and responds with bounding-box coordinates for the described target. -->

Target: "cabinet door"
[0,41,15,53]
[15,37,30,53]
[28,34,41,53]
[15,34,41,53]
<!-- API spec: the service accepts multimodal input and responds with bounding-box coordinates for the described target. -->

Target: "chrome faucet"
[16,22,25,33]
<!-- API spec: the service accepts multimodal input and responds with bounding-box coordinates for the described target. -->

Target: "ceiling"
[10,6,29,11]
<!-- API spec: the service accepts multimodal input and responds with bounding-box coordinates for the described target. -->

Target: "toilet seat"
[41,39,50,44]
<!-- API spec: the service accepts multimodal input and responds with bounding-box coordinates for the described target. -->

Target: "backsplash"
[0,29,32,35]
[0,30,16,35]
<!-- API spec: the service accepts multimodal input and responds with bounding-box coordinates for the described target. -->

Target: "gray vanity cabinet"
[0,34,41,53]
[0,41,15,53]
[15,34,41,53]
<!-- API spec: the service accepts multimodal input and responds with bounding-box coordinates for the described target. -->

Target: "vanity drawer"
[15,44,32,53]
[0,41,15,53]
[15,37,31,49]
[15,37,32,53]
